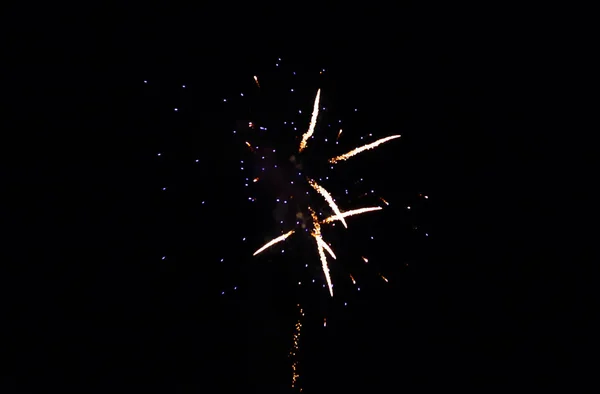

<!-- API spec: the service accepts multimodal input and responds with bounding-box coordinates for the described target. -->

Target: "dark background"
[4,3,588,393]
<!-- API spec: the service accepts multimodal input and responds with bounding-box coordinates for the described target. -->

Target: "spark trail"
[253,230,295,256]
[310,208,333,297]
[329,135,402,163]
[307,178,347,228]
[298,89,321,152]
[322,206,383,224]
[290,304,304,391]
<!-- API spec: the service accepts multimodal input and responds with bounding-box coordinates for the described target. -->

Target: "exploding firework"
[248,87,401,297]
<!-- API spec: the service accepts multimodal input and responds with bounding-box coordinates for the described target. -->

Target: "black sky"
[4,3,588,393]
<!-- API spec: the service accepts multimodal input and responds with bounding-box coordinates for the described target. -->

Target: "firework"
[329,135,402,164]
[298,89,321,152]
[322,206,383,224]
[310,207,333,297]
[249,87,400,298]
[307,178,347,228]
[253,230,295,256]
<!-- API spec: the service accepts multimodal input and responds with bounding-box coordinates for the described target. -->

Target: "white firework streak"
[315,234,333,297]
[329,135,402,163]
[322,206,383,224]
[307,178,347,228]
[317,237,336,260]
[310,207,334,297]
[253,230,295,256]
[298,89,321,152]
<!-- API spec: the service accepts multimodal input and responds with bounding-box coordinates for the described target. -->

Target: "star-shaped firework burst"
[251,87,401,297]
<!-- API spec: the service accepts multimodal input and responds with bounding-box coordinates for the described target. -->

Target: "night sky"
[5,3,588,393]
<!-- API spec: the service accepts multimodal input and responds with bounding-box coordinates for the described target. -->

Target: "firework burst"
[250,87,401,297]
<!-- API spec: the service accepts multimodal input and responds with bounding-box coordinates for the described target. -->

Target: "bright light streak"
[253,230,295,256]
[307,178,347,228]
[310,208,333,297]
[299,89,321,152]
[322,206,382,224]
[329,135,401,163]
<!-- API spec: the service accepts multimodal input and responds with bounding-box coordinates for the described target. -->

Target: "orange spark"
[253,75,260,88]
